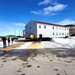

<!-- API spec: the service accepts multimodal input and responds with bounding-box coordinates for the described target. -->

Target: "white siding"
[37,23,69,38]
[37,24,53,38]
[25,21,69,38]
[25,21,37,38]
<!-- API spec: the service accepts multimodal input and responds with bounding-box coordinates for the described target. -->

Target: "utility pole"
[14,30,16,35]
[19,30,20,36]
[21,31,23,36]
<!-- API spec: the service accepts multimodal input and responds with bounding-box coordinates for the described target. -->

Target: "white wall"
[25,21,69,38]
[37,24,52,38]
[25,21,37,38]
[37,23,69,38]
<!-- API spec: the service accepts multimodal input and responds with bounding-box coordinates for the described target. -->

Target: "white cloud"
[0,21,25,36]
[12,23,25,26]
[31,11,41,15]
[43,4,67,15]
[58,19,75,25]
[38,0,51,5]
[38,0,58,5]
[31,4,67,15]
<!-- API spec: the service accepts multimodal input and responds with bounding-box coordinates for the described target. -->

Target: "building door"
[39,34,42,38]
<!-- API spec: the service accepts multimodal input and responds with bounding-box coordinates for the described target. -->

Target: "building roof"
[64,24,75,27]
[32,20,65,27]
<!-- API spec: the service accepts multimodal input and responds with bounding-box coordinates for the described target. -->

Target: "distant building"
[0,37,2,41]
[65,25,75,36]
[25,20,69,38]
[23,30,26,37]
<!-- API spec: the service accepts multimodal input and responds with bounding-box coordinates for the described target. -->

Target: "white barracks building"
[25,20,69,38]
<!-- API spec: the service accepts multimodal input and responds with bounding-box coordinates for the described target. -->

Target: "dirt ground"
[0,48,75,75]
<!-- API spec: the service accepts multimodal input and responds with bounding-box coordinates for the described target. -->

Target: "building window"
[30,27,31,29]
[39,25,41,28]
[67,33,68,35]
[59,27,61,30]
[53,26,54,29]
[62,33,64,35]
[53,32,54,35]
[56,27,58,30]
[56,32,58,35]
[44,25,46,29]
[59,33,61,35]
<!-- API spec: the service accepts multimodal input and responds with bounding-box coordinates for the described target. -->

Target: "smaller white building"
[23,30,26,37]
[25,20,69,38]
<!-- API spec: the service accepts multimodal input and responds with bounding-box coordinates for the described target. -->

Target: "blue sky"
[0,0,75,36]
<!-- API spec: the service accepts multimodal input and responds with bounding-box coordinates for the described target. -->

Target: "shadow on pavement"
[0,48,75,61]
[0,49,38,61]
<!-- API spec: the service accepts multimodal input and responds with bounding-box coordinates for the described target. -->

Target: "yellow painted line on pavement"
[28,42,44,49]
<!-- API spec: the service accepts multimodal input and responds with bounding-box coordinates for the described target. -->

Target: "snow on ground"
[70,36,75,39]
[41,41,63,48]
[0,42,3,48]
[41,37,75,48]
[18,38,25,40]
[0,41,17,48]
[0,37,75,49]
[51,38,70,44]
[15,42,32,49]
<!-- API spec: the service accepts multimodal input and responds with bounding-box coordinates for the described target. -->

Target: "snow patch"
[0,41,17,48]
[15,42,32,49]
